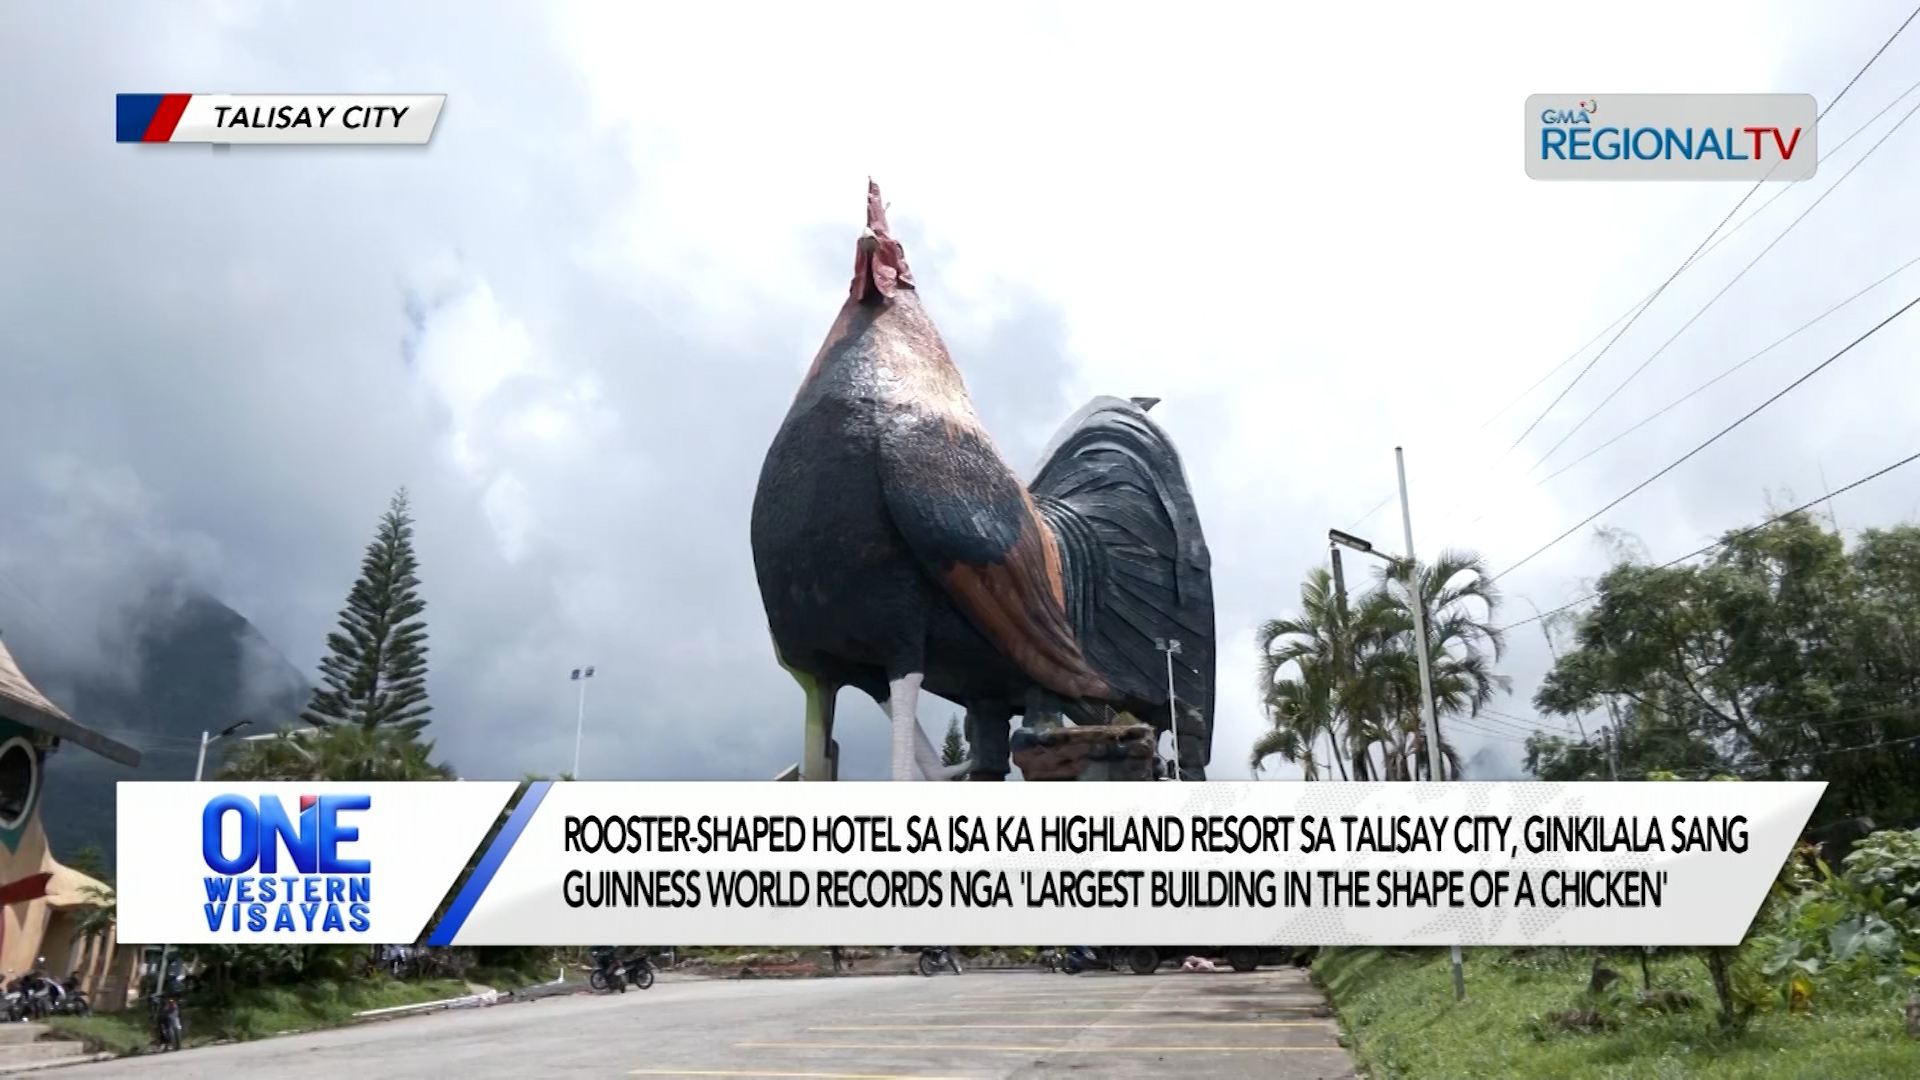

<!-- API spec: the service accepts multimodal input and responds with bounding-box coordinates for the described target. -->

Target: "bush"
[1841,828,1920,931]
[1753,833,1918,1015]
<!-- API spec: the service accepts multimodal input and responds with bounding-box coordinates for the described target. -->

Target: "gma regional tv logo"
[1525,93,1816,181]
[201,794,373,934]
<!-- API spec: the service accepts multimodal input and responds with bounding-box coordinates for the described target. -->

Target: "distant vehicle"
[1107,946,1294,975]
[1060,947,1100,974]
[916,947,961,976]
[587,947,656,992]
[55,975,89,1017]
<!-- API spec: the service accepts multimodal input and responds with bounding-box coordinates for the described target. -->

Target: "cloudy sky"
[2,2,1917,783]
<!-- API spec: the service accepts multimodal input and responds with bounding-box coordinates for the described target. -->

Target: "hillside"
[13,584,310,866]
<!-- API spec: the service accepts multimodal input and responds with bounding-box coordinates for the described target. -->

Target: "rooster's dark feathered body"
[750,182,1214,781]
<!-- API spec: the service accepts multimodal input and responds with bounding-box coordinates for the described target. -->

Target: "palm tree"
[1255,568,1399,778]
[1368,548,1510,780]
[1254,548,1509,781]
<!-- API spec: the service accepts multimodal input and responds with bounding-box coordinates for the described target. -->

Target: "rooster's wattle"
[750,182,1215,781]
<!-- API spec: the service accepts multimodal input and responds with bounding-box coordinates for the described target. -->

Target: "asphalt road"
[61,968,1356,1079]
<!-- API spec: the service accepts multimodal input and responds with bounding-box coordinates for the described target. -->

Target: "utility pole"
[1327,546,1355,781]
[570,666,595,780]
[1395,447,1466,1003]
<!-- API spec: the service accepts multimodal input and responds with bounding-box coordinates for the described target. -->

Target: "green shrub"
[1840,828,1920,931]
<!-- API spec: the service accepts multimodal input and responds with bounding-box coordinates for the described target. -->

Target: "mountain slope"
[16,584,310,866]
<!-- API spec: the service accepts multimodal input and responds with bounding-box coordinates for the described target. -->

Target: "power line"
[1697,72,1920,286]
[1352,53,1920,536]
[1430,73,1920,538]
[1503,199,1755,453]
[1447,716,1541,741]
[1499,4,1920,458]
[1443,717,1535,745]
[1495,447,1920,631]
[1462,251,1920,530]
[1830,4,1920,108]
[1492,291,1920,582]
[1666,732,1920,779]
[1523,92,1920,473]
[1550,691,1920,739]
[1470,299,1654,438]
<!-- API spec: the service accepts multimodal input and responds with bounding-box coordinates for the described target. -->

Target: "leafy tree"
[65,844,110,884]
[941,716,968,768]
[1530,513,1920,826]
[62,844,118,951]
[305,489,432,734]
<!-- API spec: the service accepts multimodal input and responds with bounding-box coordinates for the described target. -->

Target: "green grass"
[47,978,469,1056]
[1315,947,1917,1080]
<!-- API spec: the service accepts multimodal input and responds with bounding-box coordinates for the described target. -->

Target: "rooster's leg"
[802,676,838,782]
[779,657,839,782]
[886,673,925,781]
[964,704,1012,780]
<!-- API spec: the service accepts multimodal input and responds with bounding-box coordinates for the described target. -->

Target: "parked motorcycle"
[586,947,655,993]
[1061,947,1098,975]
[587,946,623,993]
[619,951,655,991]
[917,947,961,977]
[55,975,89,1017]
[5,972,52,1020]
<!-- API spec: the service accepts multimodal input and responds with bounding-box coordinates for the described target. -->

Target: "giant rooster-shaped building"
[751,182,1215,782]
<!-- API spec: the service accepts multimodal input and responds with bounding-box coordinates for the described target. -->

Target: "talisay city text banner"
[114,780,1822,947]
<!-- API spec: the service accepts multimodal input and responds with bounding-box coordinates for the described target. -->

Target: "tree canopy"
[1527,513,1920,828]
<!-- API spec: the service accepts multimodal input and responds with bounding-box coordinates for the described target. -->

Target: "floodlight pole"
[1155,639,1183,780]
[571,666,595,780]
[1395,447,1465,1003]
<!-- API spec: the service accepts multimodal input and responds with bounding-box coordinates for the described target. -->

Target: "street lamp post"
[1154,639,1183,780]
[1327,445,1466,1002]
[193,719,254,783]
[158,719,256,998]
[570,666,595,780]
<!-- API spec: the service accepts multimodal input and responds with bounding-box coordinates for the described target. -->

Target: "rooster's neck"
[802,291,979,421]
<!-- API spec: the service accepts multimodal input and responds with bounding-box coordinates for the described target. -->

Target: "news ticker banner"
[115,94,445,145]
[116,780,1822,948]
[1527,93,1817,181]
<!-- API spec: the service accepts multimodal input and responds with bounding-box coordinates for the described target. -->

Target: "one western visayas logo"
[201,794,373,933]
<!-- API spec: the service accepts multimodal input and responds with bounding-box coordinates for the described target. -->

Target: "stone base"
[1010,724,1158,781]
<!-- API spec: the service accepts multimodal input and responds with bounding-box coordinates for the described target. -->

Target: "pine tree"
[941,715,968,767]
[304,489,432,734]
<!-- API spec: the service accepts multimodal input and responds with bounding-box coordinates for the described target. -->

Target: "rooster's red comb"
[851,178,914,303]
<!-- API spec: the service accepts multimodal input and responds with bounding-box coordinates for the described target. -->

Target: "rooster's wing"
[877,405,1111,701]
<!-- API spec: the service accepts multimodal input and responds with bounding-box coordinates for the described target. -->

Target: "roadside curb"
[0,1051,117,1075]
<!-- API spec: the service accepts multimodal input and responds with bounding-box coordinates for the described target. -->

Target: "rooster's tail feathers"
[1029,396,1215,766]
